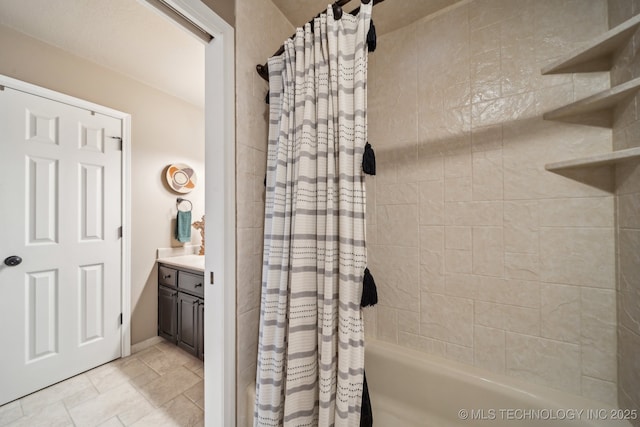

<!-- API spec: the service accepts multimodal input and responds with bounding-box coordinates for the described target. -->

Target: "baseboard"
[131,335,163,354]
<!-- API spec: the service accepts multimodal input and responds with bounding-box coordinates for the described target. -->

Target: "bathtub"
[247,339,633,427]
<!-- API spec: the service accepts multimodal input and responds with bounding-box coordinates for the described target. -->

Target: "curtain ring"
[332,3,343,19]
[362,0,371,3]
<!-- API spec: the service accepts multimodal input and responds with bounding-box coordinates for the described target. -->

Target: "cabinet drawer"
[159,265,177,288]
[178,271,204,297]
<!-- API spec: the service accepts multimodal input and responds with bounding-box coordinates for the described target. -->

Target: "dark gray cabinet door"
[197,300,204,360]
[177,292,199,356]
[158,263,204,358]
[158,286,177,342]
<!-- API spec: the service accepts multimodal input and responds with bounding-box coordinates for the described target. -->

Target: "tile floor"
[0,340,204,427]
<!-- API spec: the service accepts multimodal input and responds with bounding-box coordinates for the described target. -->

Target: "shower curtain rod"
[255,0,385,81]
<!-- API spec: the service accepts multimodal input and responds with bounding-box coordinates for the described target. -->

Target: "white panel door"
[0,87,122,405]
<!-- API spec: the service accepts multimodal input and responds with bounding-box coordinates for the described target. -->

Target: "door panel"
[158,285,177,342]
[197,300,204,360]
[27,156,59,244]
[79,163,104,241]
[26,269,59,361]
[79,263,105,344]
[0,87,123,405]
[177,292,198,356]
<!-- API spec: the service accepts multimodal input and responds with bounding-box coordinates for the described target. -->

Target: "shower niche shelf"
[545,147,640,171]
[542,14,640,74]
[541,13,640,178]
[542,77,640,128]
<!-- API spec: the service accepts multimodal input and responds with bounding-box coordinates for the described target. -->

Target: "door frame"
[155,2,236,426]
[0,73,133,357]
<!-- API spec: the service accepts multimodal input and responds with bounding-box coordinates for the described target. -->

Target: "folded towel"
[176,210,192,243]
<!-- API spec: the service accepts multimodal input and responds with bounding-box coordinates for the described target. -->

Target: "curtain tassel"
[361,268,378,307]
[367,20,377,52]
[362,142,376,175]
[359,372,373,427]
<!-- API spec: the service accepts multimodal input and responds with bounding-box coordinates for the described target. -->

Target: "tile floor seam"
[60,399,76,427]
[1,343,203,427]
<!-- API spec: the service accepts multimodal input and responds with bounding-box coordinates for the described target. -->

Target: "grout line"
[61,400,76,427]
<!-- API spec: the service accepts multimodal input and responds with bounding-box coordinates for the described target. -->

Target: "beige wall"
[200,0,234,27]
[234,0,293,425]
[608,0,640,422]
[0,25,205,346]
[364,0,619,404]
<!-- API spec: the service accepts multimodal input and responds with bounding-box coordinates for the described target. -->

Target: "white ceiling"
[0,0,205,108]
[0,0,461,110]
[272,0,463,35]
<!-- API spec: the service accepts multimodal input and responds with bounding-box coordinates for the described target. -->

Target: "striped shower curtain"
[254,2,372,426]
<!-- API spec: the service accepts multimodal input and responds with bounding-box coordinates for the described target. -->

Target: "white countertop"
[156,255,205,272]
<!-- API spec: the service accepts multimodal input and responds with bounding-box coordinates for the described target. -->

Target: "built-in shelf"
[542,77,640,127]
[542,14,640,74]
[546,147,640,171]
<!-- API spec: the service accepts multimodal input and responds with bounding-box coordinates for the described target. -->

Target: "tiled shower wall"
[235,0,293,426]
[608,0,640,422]
[364,0,620,404]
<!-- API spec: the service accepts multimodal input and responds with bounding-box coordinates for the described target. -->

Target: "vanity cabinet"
[158,285,178,342]
[158,263,204,360]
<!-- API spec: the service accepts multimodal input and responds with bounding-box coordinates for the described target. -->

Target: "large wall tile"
[541,284,580,344]
[472,124,503,152]
[445,249,472,274]
[611,0,640,410]
[420,292,474,347]
[538,197,614,228]
[581,288,617,382]
[616,163,640,195]
[476,277,539,308]
[398,310,420,335]
[581,376,617,407]
[421,226,444,251]
[472,227,504,276]
[619,229,640,335]
[369,245,421,312]
[474,325,506,373]
[618,326,640,411]
[506,332,581,394]
[445,201,503,226]
[398,332,447,357]
[377,305,398,344]
[446,343,474,365]
[618,193,640,229]
[366,0,614,404]
[472,149,504,201]
[377,204,420,247]
[504,252,539,280]
[475,301,540,335]
[419,180,445,225]
[420,226,445,292]
[607,0,637,27]
[362,306,377,339]
[504,201,538,254]
[445,176,472,202]
[445,274,478,299]
[445,227,472,250]
[540,228,615,288]
[377,182,419,206]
